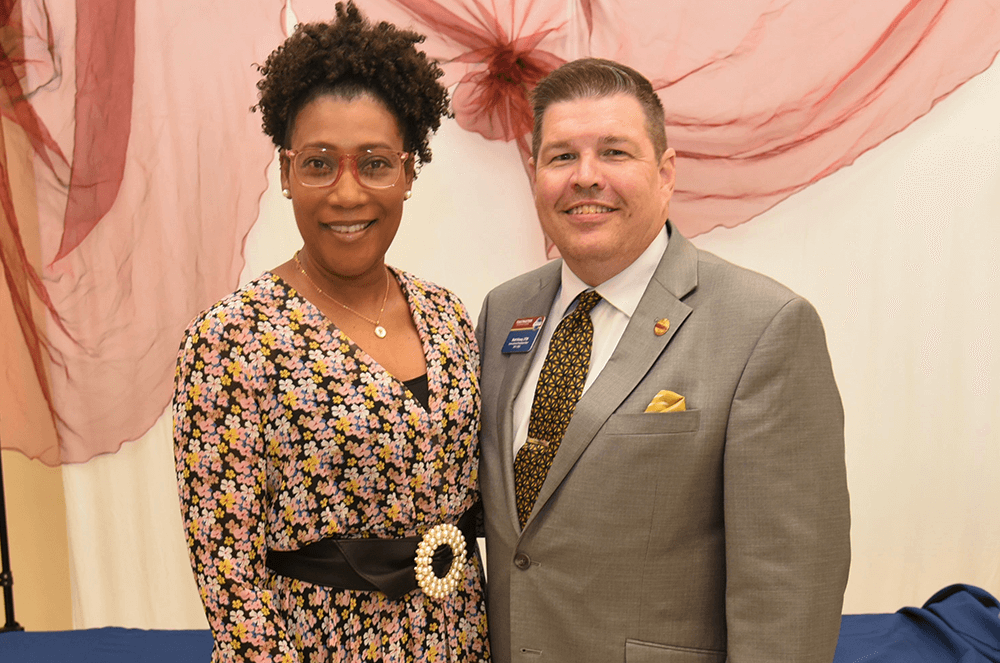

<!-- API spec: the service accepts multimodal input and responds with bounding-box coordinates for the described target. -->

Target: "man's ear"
[659,147,677,199]
[527,156,538,192]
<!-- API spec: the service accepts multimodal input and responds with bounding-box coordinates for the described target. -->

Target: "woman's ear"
[404,154,417,188]
[279,151,292,192]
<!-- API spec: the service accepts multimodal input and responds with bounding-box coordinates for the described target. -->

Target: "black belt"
[265,506,479,600]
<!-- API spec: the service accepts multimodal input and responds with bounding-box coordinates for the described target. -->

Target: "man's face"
[529,93,676,286]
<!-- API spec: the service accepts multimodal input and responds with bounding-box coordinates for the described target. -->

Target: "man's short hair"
[530,58,667,159]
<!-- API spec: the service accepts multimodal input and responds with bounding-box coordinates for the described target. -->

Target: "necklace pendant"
[374,325,387,339]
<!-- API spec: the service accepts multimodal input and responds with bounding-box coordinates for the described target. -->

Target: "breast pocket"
[602,409,701,436]
[625,639,725,663]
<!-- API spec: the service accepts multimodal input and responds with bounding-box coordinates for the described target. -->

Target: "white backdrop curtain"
[59,54,1000,627]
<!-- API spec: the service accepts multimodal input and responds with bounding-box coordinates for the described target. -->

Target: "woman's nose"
[327,159,367,206]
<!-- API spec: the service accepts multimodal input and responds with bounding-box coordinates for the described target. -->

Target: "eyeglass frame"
[283,147,413,190]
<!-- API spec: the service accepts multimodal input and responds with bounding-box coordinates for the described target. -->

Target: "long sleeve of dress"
[174,313,300,663]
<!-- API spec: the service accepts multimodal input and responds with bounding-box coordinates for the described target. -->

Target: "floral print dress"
[173,269,489,662]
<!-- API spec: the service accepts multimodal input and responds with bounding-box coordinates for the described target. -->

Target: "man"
[476,58,851,662]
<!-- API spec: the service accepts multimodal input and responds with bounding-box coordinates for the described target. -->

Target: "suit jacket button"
[514,552,531,570]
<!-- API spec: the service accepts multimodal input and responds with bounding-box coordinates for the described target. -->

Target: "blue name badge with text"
[501,316,546,353]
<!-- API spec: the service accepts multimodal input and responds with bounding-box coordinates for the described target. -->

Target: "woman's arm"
[173,313,299,662]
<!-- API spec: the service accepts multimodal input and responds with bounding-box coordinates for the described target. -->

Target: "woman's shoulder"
[391,267,465,312]
[182,272,288,340]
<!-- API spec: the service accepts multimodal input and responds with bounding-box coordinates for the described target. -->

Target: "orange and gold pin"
[653,318,670,336]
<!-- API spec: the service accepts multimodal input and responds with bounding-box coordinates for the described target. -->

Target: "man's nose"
[570,153,604,189]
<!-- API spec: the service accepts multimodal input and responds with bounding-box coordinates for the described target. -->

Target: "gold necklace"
[294,251,390,338]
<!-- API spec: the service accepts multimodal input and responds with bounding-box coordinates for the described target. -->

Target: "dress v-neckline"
[270,269,434,411]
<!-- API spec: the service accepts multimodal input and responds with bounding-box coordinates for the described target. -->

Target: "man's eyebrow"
[597,135,634,146]
[539,140,573,153]
[540,135,635,152]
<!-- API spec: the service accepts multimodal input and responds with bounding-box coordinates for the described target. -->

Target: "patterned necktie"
[514,290,602,528]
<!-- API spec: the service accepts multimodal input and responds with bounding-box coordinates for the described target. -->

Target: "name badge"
[501,316,545,353]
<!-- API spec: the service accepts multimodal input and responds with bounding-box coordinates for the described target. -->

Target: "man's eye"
[549,153,575,164]
[603,149,629,158]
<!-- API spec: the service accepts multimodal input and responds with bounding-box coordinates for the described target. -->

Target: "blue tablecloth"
[0,627,212,662]
[833,584,1000,662]
[2,584,997,662]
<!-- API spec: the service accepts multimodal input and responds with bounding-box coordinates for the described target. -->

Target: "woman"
[172,4,488,661]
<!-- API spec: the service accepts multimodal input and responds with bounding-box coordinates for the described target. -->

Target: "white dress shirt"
[511,225,669,457]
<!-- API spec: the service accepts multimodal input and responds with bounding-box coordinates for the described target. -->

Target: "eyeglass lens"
[294,149,403,188]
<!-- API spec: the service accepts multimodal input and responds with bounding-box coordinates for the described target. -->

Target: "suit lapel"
[496,261,562,531]
[524,224,700,529]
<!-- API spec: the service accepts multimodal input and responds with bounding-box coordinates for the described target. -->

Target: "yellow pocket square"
[644,390,686,413]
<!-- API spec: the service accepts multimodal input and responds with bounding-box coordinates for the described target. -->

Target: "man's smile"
[564,204,617,215]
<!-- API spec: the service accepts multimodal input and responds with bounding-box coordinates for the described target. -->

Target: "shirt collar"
[557,224,669,319]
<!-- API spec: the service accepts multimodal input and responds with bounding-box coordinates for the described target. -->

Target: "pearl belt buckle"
[414,523,467,599]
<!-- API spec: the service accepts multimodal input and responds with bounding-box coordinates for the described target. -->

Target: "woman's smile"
[322,219,376,235]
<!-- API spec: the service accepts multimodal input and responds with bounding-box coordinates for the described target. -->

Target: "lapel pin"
[654,318,670,336]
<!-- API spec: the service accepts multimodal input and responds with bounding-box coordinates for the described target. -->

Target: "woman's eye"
[302,157,334,172]
[360,157,392,172]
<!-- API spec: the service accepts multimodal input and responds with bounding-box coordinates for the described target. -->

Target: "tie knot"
[574,290,602,316]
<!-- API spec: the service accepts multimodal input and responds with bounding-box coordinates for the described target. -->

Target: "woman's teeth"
[328,221,373,233]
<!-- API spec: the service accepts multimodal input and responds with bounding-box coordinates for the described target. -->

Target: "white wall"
[62,56,1000,627]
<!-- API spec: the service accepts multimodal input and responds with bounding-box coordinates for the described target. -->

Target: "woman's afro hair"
[254,1,450,166]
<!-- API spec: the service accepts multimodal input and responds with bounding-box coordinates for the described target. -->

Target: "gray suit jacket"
[476,222,851,663]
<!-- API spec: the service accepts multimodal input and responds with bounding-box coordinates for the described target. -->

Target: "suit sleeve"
[475,292,489,358]
[723,297,851,663]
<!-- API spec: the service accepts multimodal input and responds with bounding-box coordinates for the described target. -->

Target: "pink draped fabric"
[2,1,285,464]
[306,0,1000,239]
[1,0,71,464]
[294,0,567,157]
[600,0,1000,235]
[3,0,999,463]
[53,1,135,261]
